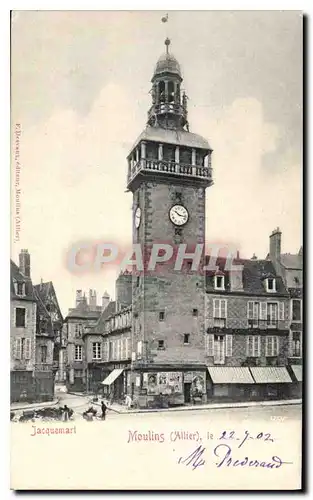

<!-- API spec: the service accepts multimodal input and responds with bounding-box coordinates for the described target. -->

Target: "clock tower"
[127,39,213,405]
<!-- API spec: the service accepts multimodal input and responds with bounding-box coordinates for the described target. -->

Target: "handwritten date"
[218,430,274,448]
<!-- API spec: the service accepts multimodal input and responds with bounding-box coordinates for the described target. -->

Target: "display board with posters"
[144,372,183,395]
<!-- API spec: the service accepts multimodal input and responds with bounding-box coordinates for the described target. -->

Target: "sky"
[11,10,303,316]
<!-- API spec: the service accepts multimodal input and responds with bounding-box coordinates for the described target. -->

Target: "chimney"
[229,265,244,292]
[19,249,30,277]
[102,291,110,310]
[269,227,282,262]
[89,289,97,309]
[76,289,83,307]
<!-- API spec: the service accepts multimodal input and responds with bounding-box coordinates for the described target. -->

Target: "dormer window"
[265,278,276,293]
[14,281,25,296]
[214,275,225,291]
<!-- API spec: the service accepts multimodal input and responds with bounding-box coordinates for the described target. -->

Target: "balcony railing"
[148,102,187,122]
[12,360,32,371]
[35,363,54,372]
[248,319,283,329]
[127,158,213,186]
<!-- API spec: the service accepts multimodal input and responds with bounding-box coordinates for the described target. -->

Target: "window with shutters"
[109,341,113,360]
[126,338,131,359]
[15,307,26,327]
[225,335,233,357]
[206,334,232,363]
[92,342,101,360]
[16,282,25,296]
[265,336,279,357]
[103,341,108,361]
[291,299,301,322]
[112,341,116,360]
[137,340,143,359]
[246,336,261,357]
[24,338,31,359]
[278,302,285,321]
[75,345,83,361]
[117,339,121,360]
[213,299,227,327]
[291,331,301,357]
[15,338,21,359]
[247,301,260,327]
[267,303,278,328]
[213,335,225,364]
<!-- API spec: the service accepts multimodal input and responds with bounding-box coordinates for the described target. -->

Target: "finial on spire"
[165,37,171,54]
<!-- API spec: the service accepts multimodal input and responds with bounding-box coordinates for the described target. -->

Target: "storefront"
[249,366,293,400]
[207,366,255,401]
[101,368,125,402]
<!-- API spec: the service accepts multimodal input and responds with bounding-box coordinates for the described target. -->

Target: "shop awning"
[291,365,302,382]
[101,368,124,386]
[207,367,255,384]
[250,367,292,384]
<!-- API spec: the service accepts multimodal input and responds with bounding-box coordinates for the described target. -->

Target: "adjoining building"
[34,281,64,394]
[267,228,303,397]
[10,252,37,402]
[64,289,110,391]
[10,250,63,402]
[205,256,291,402]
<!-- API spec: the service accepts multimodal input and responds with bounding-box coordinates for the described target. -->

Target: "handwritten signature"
[178,444,293,471]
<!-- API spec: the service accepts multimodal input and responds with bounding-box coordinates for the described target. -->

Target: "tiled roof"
[129,126,211,153]
[34,281,52,301]
[280,253,303,270]
[10,260,35,301]
[34,281,63,322]
[205,257,289,296]
[86,301,117,335]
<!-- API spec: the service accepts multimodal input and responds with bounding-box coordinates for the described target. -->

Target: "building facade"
[10,252,37,402]
[64,289,110,391]
[34,281,64,395]
[10,250,62,402]
[205,257,291,402]
[267,228,303,396]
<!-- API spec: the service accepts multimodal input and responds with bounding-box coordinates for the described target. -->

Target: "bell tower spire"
[148,39,188,131]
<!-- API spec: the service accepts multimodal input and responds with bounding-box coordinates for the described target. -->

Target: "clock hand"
[174,210,182,217]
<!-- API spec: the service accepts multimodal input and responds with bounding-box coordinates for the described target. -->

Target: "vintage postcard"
[10,10,303,490]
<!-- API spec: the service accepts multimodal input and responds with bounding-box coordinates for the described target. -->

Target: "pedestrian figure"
[125,394,132,410]
[101,401,107,420]
[63,404,69,422]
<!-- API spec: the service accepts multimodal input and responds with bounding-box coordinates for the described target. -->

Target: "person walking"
[101,401,107,420]
[63,405,69,422]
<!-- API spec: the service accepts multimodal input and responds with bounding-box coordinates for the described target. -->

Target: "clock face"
[135,207,141,229]
[169,204,189,226]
